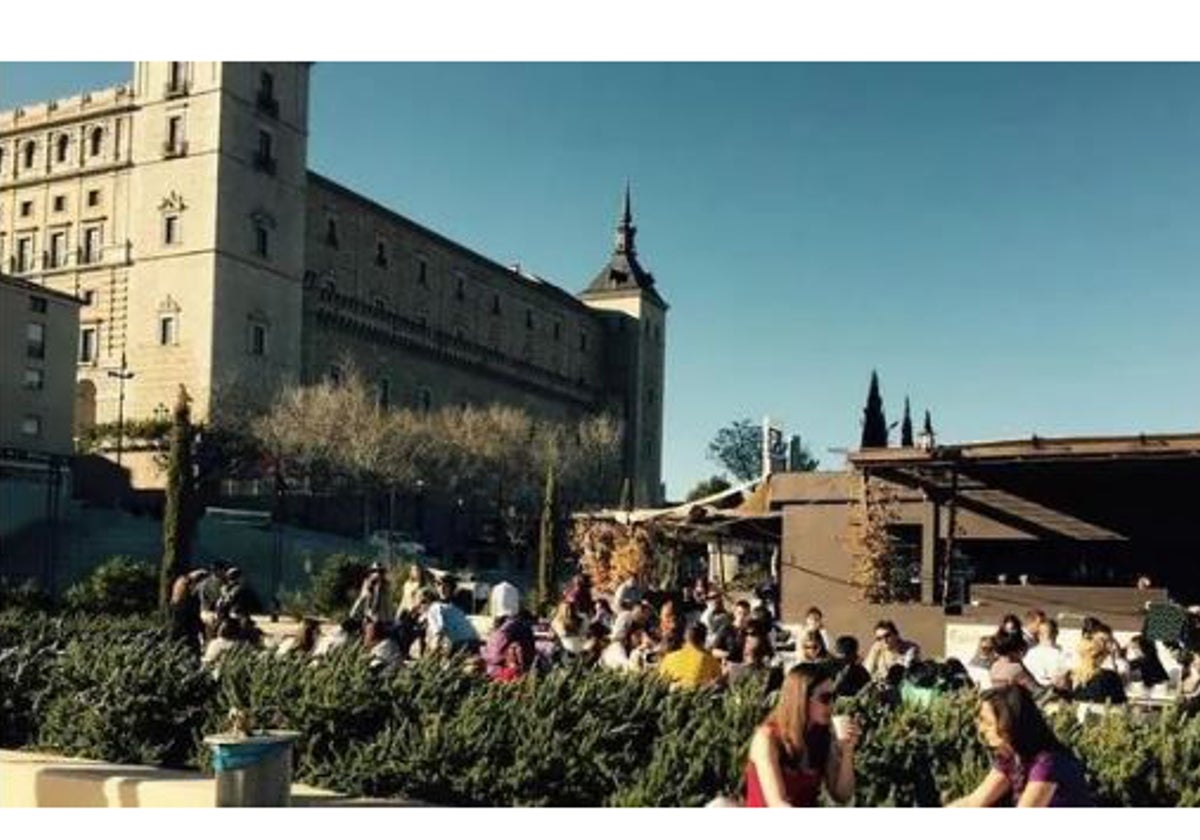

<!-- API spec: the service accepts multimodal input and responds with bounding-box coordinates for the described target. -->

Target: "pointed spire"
[614,180,637,256]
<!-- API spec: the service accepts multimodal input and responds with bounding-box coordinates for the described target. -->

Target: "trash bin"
[204,730,300,807]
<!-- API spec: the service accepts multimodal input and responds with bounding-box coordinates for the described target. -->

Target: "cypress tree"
[860,370,889,449]
[537,463,556,610]
[160,385,196,609]
[900,397,914,447]
[923,409,935,439]
[619,476,633,512]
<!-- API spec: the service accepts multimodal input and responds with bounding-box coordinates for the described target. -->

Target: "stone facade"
[1,63,666,504]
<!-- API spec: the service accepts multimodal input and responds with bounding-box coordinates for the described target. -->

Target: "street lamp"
[106,352,135,468]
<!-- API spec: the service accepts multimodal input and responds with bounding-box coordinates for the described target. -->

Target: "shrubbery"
[3,608,1200,805]
[62,556,158,616]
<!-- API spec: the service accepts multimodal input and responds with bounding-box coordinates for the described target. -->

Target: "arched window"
[22,141,35,169]
[55,134,69,163]
[89,128,103,157]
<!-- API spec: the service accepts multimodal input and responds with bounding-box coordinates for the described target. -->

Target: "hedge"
[2,609,1198,806]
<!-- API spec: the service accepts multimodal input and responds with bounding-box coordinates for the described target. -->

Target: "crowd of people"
[165,561,1200,807]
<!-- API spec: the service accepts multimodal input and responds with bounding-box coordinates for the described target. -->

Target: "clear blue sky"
[5,63,1200,498]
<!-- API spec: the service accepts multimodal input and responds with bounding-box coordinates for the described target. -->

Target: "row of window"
[0,127,110,177]
[2,226,105,273]
[10,188,104,219]
[76,319,267,363]
[326,366,430,412]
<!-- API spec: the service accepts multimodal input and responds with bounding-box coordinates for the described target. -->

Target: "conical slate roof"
[581,183,667,309]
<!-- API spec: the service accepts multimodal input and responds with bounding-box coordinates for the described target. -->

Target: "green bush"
[4,608,1200,806]
[63,556,158,616]
[307,554,369,619]
[38,628,215,767]
[0,578,55,612]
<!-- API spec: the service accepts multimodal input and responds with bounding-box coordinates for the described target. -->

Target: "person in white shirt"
[420,586,480,654]
[1023,618,1070,688]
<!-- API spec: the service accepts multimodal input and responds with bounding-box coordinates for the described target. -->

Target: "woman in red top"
[744,663,860,807]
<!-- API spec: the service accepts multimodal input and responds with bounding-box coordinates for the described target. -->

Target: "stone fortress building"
[0,62,667,505]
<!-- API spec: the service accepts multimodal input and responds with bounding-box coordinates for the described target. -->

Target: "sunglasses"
[811,690,835,706]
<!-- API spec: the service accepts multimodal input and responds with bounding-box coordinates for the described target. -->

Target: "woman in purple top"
[949,684,1093,807]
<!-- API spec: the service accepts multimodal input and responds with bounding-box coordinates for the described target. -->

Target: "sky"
[4,62,1200,499]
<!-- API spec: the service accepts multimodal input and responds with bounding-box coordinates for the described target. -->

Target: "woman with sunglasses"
[744,663,860,807]
[799,629,831,664]
[949,684,1093,807]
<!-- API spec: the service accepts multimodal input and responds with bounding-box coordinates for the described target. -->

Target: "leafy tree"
[900,397,914,447]
[860,371,888,449]
[685,476,731,502]
[706,418,762,482]
[160,386,198,608]
[787,435,819,471]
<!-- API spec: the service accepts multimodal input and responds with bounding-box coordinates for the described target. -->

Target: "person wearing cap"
[351,562,391,624]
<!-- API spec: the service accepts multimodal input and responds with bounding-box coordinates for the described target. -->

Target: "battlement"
[0,82,136,134]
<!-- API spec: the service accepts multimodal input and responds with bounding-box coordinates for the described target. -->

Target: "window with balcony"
[78,326,95,362]
[30,296,47,314]
[24,368,45,391]
[81,227,101,264]
[164,215,180,245]
[16,236,33,273]
[27,322,46,359]
[21,415,42,437]
[89,128,103,157]
[22,141,35,170]
[55,134,69,163]
[165,116,186,157]
[257,70,279,117]
[49,231,67,268]
[166,62,188,97]
[254,130,275,175]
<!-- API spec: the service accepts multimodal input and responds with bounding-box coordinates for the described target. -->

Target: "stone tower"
[580,184,667,506]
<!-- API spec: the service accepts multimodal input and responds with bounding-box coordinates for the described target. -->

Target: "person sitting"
[803,606,832,651]
[1023,610,1047,647]
[627,626,657,673]
[799,630,831,664]
[601,622,636,672]
[581,622,610,667]
[214,567,252,623]
[657,600,684,654]
[169,569,209,658]
[1125,634,1169,689]
[709,599,747,662]
[420,585,480,655]
[398,563,427,616]
[1023,618,1070,689]
[202,619,244,669]
[365,620,402,672]
[864,620,920,680]
[564,573,595,618]
[613,574,643,613]
[659,623,724,689]
[492,639,529,683]
[351,562,391,624]
[997,613,1024,640]
[700,591,728,634]
[483,610,536,678]
[988,632,1040,693]
[1071,635,1127,705]
[276,617,321,658]
[744,663,860,807]
[592,598,615,631]
[831,635,871,698]
[313,617,360,658]
[552,601,586,656]
[949,684,1094,807]
[1180,652,1200,712]
[727,630,777,688]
